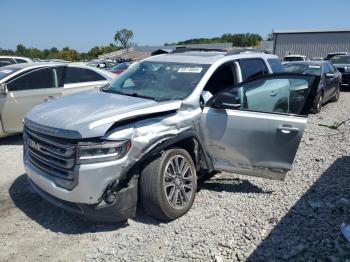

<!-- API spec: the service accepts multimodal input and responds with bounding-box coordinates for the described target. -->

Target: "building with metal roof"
[273,28,350,59]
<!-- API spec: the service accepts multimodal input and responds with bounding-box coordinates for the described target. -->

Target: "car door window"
[0,58,13,63]
[326,63,336,73]
[203,62,235,95]
[15,58,28,63]
[210,74,316,115]
[7,68,57,91]
[239,58,269,81]
[267,58,284,73]
[64,67,106,84]
[322,63,331,74]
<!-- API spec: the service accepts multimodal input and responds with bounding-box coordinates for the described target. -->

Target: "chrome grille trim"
[24,124,78,190]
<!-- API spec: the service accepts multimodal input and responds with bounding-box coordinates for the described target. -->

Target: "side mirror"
[325,73,335,78]
[212,92,241,110]
[99,63,106,68]
[0,83,8,94]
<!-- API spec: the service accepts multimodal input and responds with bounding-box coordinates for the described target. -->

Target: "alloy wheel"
[163,155,194,210]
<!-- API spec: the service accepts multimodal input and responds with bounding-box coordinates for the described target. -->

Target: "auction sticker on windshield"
[178,67,203,73]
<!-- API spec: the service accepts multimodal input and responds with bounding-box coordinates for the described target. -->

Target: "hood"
[25,89,182,138]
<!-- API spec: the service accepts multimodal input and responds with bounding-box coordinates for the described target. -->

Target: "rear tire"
[310,91,323,114]
[140,148,197,221]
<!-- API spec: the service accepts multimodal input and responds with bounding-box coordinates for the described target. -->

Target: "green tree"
[266,32,274,41]
[16,44,26,56]
[114,28,134,49]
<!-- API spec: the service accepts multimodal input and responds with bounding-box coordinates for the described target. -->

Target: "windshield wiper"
[102,89,160,101]
[125,92,160,102]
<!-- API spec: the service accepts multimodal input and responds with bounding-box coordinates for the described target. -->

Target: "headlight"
[77,140,131,164]
[345,67,350,73]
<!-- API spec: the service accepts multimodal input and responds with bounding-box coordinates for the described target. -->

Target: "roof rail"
[170,48,227,54]
[225,48,270,56]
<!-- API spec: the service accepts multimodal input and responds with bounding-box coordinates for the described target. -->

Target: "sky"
[1,0,350,52]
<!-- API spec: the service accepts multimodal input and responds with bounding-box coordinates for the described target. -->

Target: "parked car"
[0,56,34,67]
[325,52,348,60]
[24,49,318,223]
[0,62,115,135]
[109,61,133,74]
[86,60,116,70]
[312,57,324,61]
[330,55,350,85]
[283,61,341,113]
[283,55,308,63]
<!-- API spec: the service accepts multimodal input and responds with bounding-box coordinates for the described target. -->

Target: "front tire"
[140,148,197,221]
[310,91,323,114]
[330,84,340,102]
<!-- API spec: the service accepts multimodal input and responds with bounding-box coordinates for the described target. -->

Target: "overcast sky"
[1,0,350,51]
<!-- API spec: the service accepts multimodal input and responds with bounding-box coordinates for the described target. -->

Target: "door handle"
[277,125,300,134]
[270,91,277,97]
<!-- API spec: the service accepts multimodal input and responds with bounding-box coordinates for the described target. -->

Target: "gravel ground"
[1,90,350,262]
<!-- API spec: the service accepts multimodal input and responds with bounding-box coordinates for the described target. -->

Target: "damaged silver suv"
[23,48,318,222]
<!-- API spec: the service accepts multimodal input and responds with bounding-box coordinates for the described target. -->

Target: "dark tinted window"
[0,61,11,67]
[283,56,305,62]
[267,58,284,73]
[15,58,28,63]
[204,63,235,94]
[239,59,268,81]
[64,67,105,84]
[7,68,56,91]
[0,58,13,63]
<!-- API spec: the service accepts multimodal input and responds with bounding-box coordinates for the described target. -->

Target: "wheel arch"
[136,130,214,175]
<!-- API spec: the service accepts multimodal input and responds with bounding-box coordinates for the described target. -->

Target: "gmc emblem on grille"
[28,138,42,152]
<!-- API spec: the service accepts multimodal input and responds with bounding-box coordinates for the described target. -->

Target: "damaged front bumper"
[24,148,139,222]
[27,176,138,222]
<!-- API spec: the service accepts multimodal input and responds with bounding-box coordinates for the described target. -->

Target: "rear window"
[283,63,321,76]
[15,58,28,63]
[0,67,21,81]
[267,58,284,73]
[284,56,305,62]
[331,56,350,64]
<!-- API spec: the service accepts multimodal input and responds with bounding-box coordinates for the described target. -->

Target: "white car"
[0,62,116,135]
[0,56,34,67]
[283,55,308,63]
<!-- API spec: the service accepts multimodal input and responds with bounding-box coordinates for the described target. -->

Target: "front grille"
[24,125,78,190]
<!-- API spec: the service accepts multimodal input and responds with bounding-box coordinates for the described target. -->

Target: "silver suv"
[23,49,318,222]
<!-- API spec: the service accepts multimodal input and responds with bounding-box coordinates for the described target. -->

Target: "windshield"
[0,67,20,81]
[331,56,350,64]
[284,56,305,62]
[103,61,210,101]
[283,63,321,76]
